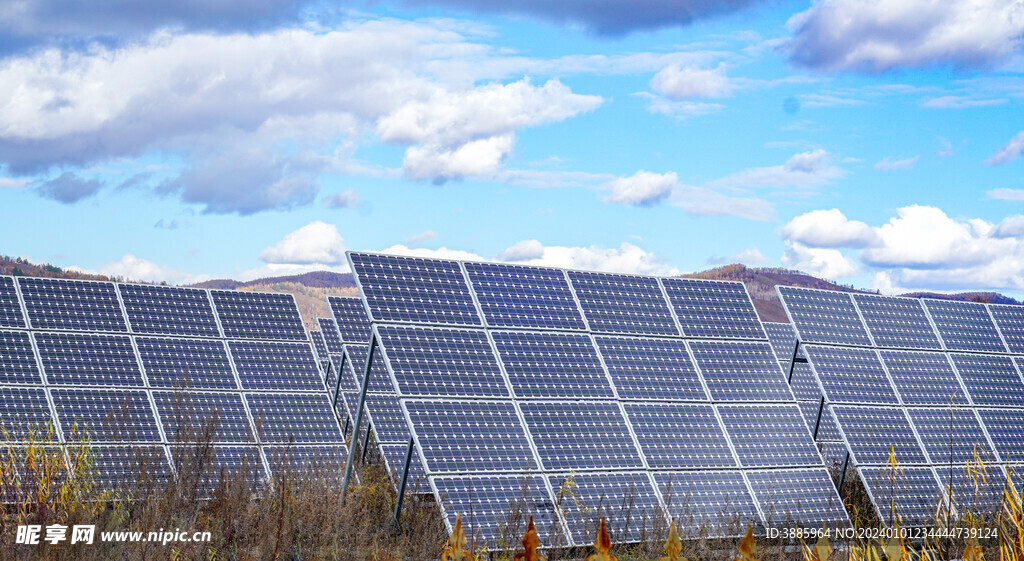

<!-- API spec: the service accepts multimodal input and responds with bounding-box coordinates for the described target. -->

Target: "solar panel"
[90,446,173,492]
[379,443,427,485]
[492,331,613,399]
[361,393,411,443]
[852,294,942,350]
[976,409,1024,463]
[404,400,537,473]
[520,401,644,471]
[922,299,1006,353]
[549,471,663,545]
[830,406,927,465]
[935,464,1007,515]
[653,471,759,538]
[788,362,823,401]
[953,355,1024,407]
[907,408,996,465]
[246,393,343,443]
[345,343,395,393]
[988,303,1024,354]
[762,322,802,362]
[228,341,322,391]
[51,388,160,442]
[317,318,345,355]
[171,445,265,493]
[803,346,898,405]
[136,337,236,389]
[716,404,822,467]
[622,403,735,469]
[688,341,793,402]
[118,284,220,337]
[661,278,765,339]
[858,466,943,526]
[327,296,372,343]
[152,391,255,443]
[349,253,481,326]
[210,290,306,341]
[797,400,840,441]
[777,286,871,346]
[432,475,562,547]
[747,468,851,530]
[0,329,42,384]
[0,386,52,440]
[19,277,127,332]
[376,325,508,398]
[0,276,25,328]
[594,336,706,401]
[309,330,329,362]
[879,350,967,405]
[566,271,679,336]
[35,333,144,387]
[265,445,348,476]
[464,262,585,330]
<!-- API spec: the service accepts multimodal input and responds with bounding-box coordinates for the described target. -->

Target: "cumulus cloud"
[600,170,772,220]
[404,230,438,245]
[602,171,675,206]
[496,240,681,275]
[986,131,1024,165]
[781,209,877,248]
[378,244,488,262]
[322,189,361,209]
[96,254,209,285]
[707,149,845,190]
[988,188,1024,202]
[782,242,859,279]
[36,172,102,203]
[786,0,1024,72]
[873,156,919,171]
[649,65,733,99]
[258,221,347,265]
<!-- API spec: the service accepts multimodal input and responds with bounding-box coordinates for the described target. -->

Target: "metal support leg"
[341,336,377,504]
[392,436,415,529]
[788,341,800,384]
[361,421,373,463]
[332,353,347,408]
[813,397,825,440]
[838,451,851,491]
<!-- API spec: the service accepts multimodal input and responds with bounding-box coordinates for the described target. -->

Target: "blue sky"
[3,0,1024,295]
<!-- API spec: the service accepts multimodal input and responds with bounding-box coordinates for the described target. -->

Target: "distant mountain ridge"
[190,271,357,290]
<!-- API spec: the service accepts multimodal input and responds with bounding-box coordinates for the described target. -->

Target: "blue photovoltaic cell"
[35,333,144,386]
[880,350,967,405]
[327,296,372,343]
[405,400,537,473]
[210,290,306,341]
[549,471,664,545]
[762,322,803,362]
[361,393,411,443]
[118,284,220,337]
[228,341,322,391]
[136,337,236,389]
[688,341,793,402]
[623,403,735,469]
[309,330,329,362]
[520,402,643,471]
[246,393,343,443]
[0,329,42,384]
[90,446,173,492]
[830,406,927,465]
[988,304,1024,354]
[789,362,822,401]
[265,445,348,475]
[953,354,1024,407]
[908,408,996,465]
[859,466,943,527]
[349,253,481,326]
[922,299,1006,353]
[379,443,428,487]
[171,445,265,492]
[777,286,871,346]
[936,464,1007,515]
[19,277,127,332]
[661,278,765,339]
[51,388,160,442]
[717,404,822,468]
[465,262,585,330]
[317,318,345,355]
[747,468,852,530]
[853,294,942,350]
[797,400,840,441]
[594,336,707,401]
[376,325,508,398]
[153,391,255,443]
[0,387,52,440]
[0,276,25,328]
[803,346,898,405]
[432,475,561,547]
[654,471,760,538]
[566,271,679,336]
[345,343,398,393]
[492,331,613,399]
[977,409,1024,463]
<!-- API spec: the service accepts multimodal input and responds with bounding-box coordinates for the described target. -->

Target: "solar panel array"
[0,275,346,490]
[348,253,849,547]
[778,286,1024,526]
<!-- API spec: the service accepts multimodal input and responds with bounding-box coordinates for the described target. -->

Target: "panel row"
[348,253,766,339]
[0,275,305,340]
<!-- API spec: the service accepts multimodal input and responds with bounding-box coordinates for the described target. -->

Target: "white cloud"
[781,209,877,248]
[638,94,723,118]
[258,221,346,265]
[860,206,1006,269]
[377,244,487,262]
[986,131,1024,165]
[873,156,919,171]
[987,188,1024,202]
[0,177,29,188]
[322,189,361,209]
[937,137,954,157]
[782,242,859,279]
[786,0,1024,72]
[921,95,1006,109]
[707,248,770,266]
[796,93,866,107]
[602,171,676,206]
[496,239,545,261]
[404,230,438,245]
[707,149,845,190]
[649,65,733,99]
[497,240,681,276]
[96,254,209,285]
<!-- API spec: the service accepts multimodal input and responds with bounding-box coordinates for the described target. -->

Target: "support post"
[341,335,377,504]
[332,353,347,408]
[813,396,825,440]
[787,340,800,384]
[361,421,373,463]
[392,436,416,529]
[838,451,851,491]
